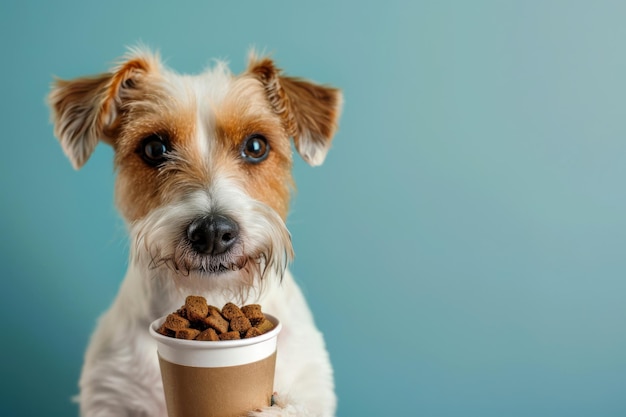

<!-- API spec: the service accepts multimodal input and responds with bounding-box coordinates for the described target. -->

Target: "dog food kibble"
[244,327,262,338]
[164,314,190,331]
[219,331,241,341]
[241,304,265,324]
[221,302,244,320]
[175,328,201,340]
[229,315,252,333]
[203,312,230,334]
[255,318,275,334]
[157,296,275,341]
[196,328,219,341]
[182,295,210,322]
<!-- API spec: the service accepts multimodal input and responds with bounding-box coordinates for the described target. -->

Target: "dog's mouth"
[162,238,249,276]
[185,256,248,276]
[198,263,237,274]
[141,234,284,286]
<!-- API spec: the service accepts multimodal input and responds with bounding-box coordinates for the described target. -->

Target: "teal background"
[1,1,626,416]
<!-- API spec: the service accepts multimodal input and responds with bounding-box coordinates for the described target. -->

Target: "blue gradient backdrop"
[2,1,626,416]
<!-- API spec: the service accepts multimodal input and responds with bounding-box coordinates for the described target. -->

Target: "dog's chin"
[168,248,248,277]
[159,251,273,301]
[159,239,237,273]
[186,260,246,276]
[196,264,237,274]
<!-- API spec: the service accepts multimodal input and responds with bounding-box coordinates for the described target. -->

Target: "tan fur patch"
[214,76,294,220]
[113,83,203,222]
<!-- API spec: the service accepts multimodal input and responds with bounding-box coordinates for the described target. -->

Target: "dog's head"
[48,47,342,294]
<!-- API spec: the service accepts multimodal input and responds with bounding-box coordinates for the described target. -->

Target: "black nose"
[187,215,240,255]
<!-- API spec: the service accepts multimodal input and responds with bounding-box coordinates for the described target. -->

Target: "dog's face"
[48,48,341,292]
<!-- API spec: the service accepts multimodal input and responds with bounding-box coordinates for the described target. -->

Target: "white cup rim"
[149,313,282,350]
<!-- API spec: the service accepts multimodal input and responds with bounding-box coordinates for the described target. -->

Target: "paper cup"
[149,314,281,417]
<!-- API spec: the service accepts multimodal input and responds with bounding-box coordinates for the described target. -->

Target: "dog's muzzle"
[187,214,239,256]
[131,191,294,281]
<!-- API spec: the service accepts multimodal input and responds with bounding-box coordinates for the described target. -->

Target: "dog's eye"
[139,134,170,166]
[241,134,270,163]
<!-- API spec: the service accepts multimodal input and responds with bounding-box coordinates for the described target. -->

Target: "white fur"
[77,187,336,417]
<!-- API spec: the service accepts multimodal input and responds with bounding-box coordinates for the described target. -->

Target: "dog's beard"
[165,241,247,275]
[129,190,293,298]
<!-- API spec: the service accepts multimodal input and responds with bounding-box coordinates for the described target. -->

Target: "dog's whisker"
[128,192,294,295]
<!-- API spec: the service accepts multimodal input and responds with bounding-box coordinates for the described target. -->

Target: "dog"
[48,46,342,417]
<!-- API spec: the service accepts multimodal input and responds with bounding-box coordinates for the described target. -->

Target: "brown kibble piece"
[164,313,190,331]
[244,327,262,338]
[157,297,273,341]
[157,325,175,337]
[183,295,209,322]
[221,302,244,320]
[175,328,200,340]
[230,315,252,333]
[203,313,229,334]
[255,318,275,334]
[241,304,265,325]
[207,305,221,317]
[219,331,241,340]
[195,328,219,341]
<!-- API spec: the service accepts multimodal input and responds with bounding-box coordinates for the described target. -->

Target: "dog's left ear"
[248,57,343,166]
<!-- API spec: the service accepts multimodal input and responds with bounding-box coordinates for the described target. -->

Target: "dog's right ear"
[48,50,159,169]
